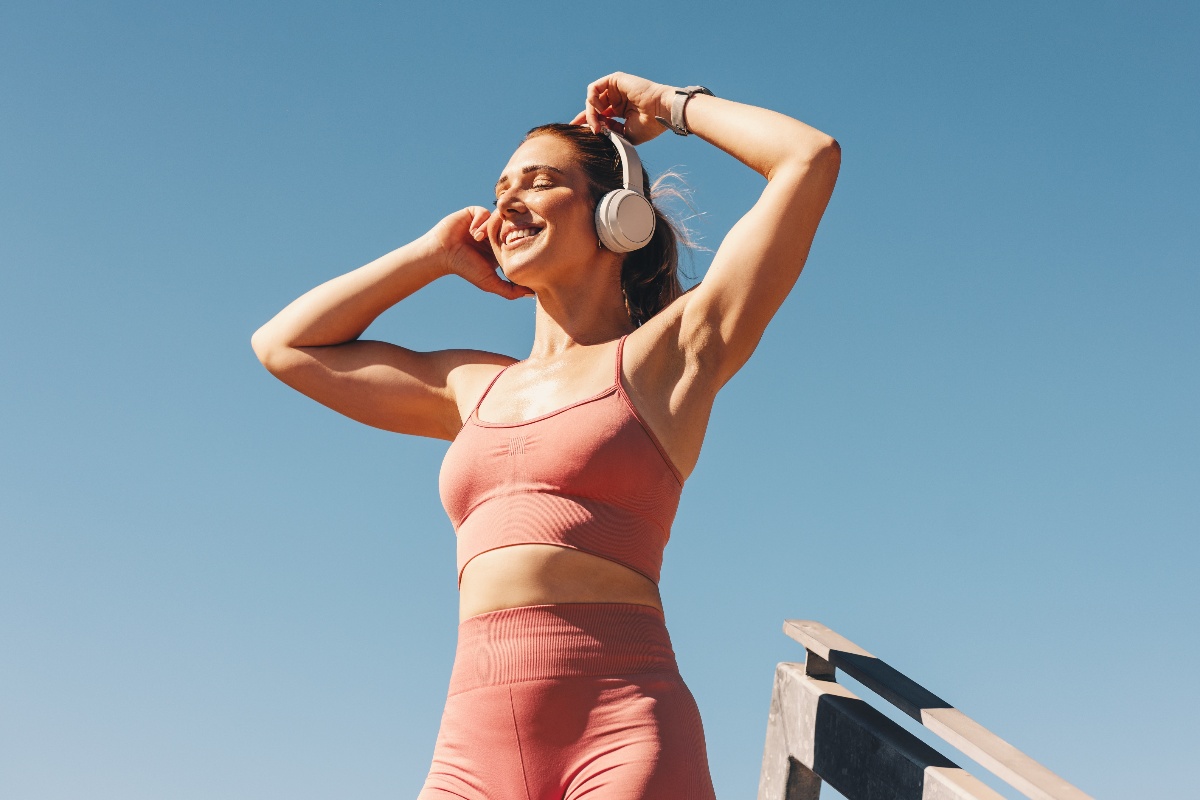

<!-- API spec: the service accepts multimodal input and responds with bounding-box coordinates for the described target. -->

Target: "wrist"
[653,83,678,126]
[655,85,715,136]
[424,229,460,273]
[404,232,453,280]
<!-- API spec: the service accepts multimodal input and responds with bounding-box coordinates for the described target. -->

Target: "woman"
[252,72,840,799]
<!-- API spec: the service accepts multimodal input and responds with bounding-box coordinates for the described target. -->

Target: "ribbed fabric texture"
[422,603,716,799]
[448,603,678,695]
[438,335,683,586]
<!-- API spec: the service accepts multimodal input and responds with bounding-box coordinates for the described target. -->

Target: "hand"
[428,207,534,300]
[570,72,673,145]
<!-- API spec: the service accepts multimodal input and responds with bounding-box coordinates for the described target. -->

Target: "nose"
[495,186,527,217]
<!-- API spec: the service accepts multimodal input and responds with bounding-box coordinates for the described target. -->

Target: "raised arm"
[578,74,841,388]
[251,207,532,441]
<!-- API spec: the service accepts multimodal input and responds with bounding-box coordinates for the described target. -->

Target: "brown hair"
[525,123,687,327]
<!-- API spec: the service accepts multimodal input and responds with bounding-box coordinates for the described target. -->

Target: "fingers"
[583,73,657,139]
[587,78,619,114]
[580,107,621,137]
[499,281,532,299]
[466,206,492,241]
[574,110,620,136]
[466,205,491,226]
[585,75,624,134]
[584,80,602,132]
[459,249,533,300]
[479,269,535,300]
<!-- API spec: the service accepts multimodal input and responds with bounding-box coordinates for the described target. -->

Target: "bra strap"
[471,362,515,417]
[614,334,629,387]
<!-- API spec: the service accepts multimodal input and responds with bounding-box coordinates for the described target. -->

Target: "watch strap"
[655,85,714,136]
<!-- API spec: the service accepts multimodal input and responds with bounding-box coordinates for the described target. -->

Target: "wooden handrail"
[759,662,1006,800]
[781,620,1092,800]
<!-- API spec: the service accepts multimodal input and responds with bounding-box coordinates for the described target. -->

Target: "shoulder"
[443,348,518,389]
[444,349,520,417]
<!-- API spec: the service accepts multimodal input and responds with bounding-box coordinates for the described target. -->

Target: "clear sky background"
[2,2,1196,798]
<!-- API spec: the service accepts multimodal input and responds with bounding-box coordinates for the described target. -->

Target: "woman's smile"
[501,224,545,250]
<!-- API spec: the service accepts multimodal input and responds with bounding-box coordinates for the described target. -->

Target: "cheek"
[486,213,504,248]
[545,195,596,238]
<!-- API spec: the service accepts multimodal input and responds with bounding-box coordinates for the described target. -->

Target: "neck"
[524,266,635,361]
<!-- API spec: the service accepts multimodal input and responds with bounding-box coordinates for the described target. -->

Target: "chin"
[498,242,553,280]
[497,256,542,290]
[498,234,596,288]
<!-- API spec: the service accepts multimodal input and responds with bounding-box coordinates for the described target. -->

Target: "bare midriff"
[458,544,664,623]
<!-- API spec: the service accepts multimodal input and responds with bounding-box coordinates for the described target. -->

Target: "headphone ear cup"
[595,189,656,253]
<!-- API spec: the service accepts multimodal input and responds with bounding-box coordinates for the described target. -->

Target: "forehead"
[496,135,580,187]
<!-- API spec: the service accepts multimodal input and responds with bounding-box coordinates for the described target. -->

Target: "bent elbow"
[250,327,270,362]
[815,136,841,168]
[770,136,841,182]
[251,327,288,373]
[806,137,841,187]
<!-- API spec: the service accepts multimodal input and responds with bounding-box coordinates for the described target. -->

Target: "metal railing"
[758,621,1093,800]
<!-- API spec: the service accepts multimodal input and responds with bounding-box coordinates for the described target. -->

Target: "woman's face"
[487,135,601,286]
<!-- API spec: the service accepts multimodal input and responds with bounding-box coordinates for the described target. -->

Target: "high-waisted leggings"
[418,603,717,800]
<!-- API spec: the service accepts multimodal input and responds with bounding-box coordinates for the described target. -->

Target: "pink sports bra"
[439,334,684,588]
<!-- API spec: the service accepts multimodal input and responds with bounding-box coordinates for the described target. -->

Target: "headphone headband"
[603,128,645,197]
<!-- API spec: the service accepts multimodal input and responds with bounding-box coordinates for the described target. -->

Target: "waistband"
[449,603,679,695]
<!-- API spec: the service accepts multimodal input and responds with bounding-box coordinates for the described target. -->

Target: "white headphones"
[595,129,656,253]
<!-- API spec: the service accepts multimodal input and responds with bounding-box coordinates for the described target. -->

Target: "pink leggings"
[419,603,717,800]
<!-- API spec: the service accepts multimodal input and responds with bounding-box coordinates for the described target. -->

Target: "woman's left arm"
[581,74,842,388]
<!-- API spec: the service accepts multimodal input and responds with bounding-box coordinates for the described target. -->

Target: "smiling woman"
[498,123,686,327]
[251,71,840,799]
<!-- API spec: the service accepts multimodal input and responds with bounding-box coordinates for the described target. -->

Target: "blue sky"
[2,2,1196,797]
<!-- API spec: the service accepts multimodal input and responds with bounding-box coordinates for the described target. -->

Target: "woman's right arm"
[251,206,532,441]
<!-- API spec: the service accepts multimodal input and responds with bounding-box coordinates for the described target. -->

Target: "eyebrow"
[494,164,566,195]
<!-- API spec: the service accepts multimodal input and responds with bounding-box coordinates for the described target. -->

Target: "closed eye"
[494,184,553,206]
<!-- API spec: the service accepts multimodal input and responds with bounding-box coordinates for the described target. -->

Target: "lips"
[501,226,544,249]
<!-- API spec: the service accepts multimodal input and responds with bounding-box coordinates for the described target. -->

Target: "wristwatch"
[655,85,715,136]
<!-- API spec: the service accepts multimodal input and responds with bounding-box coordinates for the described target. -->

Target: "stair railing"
[758,620,1093,800]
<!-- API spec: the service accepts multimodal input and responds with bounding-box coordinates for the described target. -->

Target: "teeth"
[505,228,542,246]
